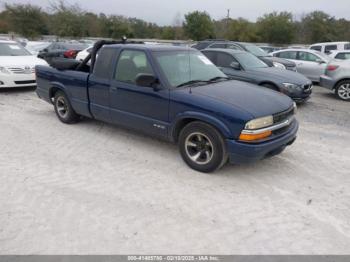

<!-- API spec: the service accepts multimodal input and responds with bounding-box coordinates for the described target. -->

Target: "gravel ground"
[0,86,349,254]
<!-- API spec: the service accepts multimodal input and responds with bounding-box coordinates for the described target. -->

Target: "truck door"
[109,49,170,138]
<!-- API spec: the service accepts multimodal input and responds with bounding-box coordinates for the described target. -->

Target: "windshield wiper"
[176,80,209,88]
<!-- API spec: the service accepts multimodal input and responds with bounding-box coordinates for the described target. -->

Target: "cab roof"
[104,44,193,52]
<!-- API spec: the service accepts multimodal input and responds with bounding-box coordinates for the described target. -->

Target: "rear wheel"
[335,80,350,101]
[54,91,80,123]
[179,121,228,173]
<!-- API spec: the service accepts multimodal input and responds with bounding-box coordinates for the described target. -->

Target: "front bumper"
[282,85,312,103]
[320,75,336,90]
[226,120,298,164]
[0,73,36,88]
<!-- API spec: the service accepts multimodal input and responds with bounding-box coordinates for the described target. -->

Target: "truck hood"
[247,67,311,85]
[0,56,48,67]
[188,80,293,118]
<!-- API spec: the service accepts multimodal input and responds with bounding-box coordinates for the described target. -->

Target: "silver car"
[271,49,331,82]
[320,59,350,101]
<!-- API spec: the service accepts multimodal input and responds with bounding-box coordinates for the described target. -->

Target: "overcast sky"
[2,0,350,25]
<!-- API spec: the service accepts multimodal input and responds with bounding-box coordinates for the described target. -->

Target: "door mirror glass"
[230,62,241,70]
[136,73,157,87]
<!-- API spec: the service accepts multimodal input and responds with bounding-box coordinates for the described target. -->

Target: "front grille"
[273,107,294,124]
[14,80,36,85]
[303,84,313,92]
[8,67,35,74]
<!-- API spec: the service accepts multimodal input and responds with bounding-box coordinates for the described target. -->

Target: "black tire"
[335,80,350,101]
[53,91,80,124]
[178,121,228,173]
[261,83,279,92]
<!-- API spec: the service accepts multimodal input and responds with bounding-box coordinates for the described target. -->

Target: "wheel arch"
[49,82,69,103]
[259,81,280,91]
[171,112,233,143]
[334,78,350,90]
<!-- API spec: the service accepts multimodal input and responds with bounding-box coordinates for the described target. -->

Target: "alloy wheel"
[185,132,214,165]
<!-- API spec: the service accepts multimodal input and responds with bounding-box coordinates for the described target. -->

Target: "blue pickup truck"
[35,40,298,173]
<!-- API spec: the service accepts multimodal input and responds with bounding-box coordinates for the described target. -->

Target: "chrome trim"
[241,116,295,135]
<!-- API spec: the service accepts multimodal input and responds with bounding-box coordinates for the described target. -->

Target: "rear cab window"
[93,47,117,79]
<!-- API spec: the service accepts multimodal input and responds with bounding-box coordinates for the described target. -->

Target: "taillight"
[327,65,339,71]
[64,50,78,58]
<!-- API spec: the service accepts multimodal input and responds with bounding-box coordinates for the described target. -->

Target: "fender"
[49,81,72,103]
[171,111,233,141]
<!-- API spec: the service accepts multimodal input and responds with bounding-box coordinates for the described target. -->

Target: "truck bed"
[36,65,92,118]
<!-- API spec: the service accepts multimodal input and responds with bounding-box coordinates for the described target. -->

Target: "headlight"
[0,66,10,74]
[283,83,300,90]
[245,115,273,130]
[273,62,286,69]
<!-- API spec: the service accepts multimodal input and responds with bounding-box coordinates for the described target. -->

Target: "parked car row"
[192,40,297,71]
[201,49,312,102]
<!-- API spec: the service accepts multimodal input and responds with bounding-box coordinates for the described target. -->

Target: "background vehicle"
[329,50,350,60]
[0,40,47,89]
[233,42,297,71]
[37,42,88,61]
[202,49,312,103]
[320,60,350,101]
[75,46,93,61]
[193,40,296,71]
[310,41,350,54]
[259,46,283,54]
[35,41,298,172]
[25,41,51,56]
[272,49,331,82]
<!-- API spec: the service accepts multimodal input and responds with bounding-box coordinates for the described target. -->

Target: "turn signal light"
[239,131,272,141]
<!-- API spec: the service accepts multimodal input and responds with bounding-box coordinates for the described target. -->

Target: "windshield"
[243,44,269,57]
[154,50,226,87]
[0,42,32,56]
[235,52,268,69]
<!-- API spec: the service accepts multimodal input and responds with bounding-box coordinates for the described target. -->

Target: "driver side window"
[216,53,235,68]
[298,52,319,62]
[115,50,154,84]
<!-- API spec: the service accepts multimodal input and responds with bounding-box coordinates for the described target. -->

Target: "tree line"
[0,1,350,44]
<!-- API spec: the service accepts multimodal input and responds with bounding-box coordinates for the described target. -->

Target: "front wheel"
[335,80,350,101]
[54,91,80,124]
[179,121,228,173]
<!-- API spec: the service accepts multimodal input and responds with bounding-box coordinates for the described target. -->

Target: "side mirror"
[230,62,241,70]
[136,73,158,88]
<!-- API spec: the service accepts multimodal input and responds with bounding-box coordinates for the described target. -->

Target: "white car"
[271,49,331,82]
[329,50,350,60]
[0,40,48,89]
[75,46,93,61]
